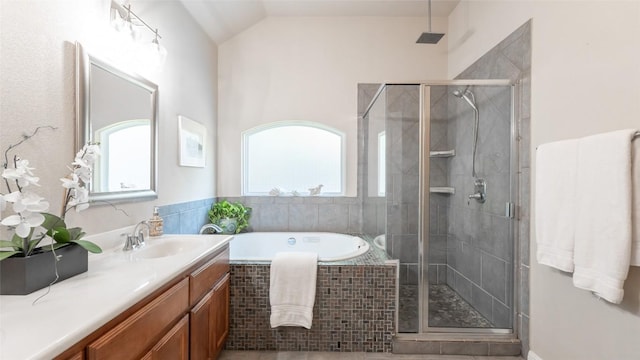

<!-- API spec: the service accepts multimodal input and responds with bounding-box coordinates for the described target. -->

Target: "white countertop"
[0,230,232,360]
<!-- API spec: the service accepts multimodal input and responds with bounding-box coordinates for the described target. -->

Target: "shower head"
[453,87,477,111]
[417,32,445,44]
[416,0,444,44]
[453,85,470,98]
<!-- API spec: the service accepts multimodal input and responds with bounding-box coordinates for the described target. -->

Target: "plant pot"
[215,218,238,234]
[0,243,88,295]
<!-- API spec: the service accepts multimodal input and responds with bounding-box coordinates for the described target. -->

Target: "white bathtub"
[230,232,370,262]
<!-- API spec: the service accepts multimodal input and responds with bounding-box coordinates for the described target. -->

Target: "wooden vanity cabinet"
[54,244,229,360]
[189,249,230,360]
[86,278,190,360]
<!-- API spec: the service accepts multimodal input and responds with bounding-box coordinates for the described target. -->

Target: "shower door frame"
[417,79,519,336]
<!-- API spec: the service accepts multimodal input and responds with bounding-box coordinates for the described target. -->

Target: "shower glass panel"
[362,82,515,334]
[363,85,387,245]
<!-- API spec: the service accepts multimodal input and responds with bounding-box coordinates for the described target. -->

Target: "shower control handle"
[468,178,487,203]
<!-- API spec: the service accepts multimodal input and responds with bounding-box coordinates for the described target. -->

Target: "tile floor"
[219,351,524,360]
[399,285,493,333]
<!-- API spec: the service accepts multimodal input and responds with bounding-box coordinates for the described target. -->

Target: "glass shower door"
[423,83,515,332]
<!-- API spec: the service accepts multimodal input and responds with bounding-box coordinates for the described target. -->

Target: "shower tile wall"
[453,20,531,353]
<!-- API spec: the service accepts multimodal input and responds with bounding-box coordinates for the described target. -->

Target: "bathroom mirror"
[76,42,158,202]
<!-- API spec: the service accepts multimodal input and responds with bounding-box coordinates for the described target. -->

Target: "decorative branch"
[90,200,131,218]
[2,126,57,168]
[2,126,57,193]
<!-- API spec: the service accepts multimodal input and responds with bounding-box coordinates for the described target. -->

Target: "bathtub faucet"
[200,223,224,234]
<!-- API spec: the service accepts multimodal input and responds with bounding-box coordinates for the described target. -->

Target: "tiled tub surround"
[222,196,364,234]
[226,244,397,352]
[157,196,364,235]
[158,197,215,234]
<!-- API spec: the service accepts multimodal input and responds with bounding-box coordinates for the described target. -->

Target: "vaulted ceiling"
[178,0,460,44]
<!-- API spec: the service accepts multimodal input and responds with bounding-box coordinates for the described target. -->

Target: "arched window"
[94,119,151,192]
[242,121,345,196]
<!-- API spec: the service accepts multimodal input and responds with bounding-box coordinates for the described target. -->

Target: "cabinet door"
[211,274,230,358]
[144,315,189,360]
[190,290,213,360]
[190,274,230,360]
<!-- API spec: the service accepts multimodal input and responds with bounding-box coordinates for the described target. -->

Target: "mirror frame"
[75,42,158,203]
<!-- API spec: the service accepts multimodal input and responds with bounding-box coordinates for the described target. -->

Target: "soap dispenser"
[149,206,164,237]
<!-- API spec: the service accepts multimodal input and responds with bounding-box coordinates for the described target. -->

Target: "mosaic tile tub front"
[227,263,397,352]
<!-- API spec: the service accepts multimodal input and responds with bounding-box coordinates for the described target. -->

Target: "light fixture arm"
[111,1,162,40]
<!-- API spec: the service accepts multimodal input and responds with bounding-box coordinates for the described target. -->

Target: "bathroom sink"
[134,237,207,259]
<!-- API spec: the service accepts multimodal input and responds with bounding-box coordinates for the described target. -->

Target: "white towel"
[535,138,579,272]
[572,129,637,304]
[631,136,640,266]
[269,251,318,329]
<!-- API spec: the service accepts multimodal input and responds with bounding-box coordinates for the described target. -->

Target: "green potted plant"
[207,200,251,234]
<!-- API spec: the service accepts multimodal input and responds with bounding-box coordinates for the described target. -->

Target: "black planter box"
[0,243,88,295]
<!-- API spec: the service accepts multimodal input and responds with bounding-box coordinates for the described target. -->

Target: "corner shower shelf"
[429,150,455,158]
[429,187,455,194]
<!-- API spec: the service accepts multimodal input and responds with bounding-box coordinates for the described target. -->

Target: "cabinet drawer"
[87,278,189,360]
[189,247,229,306]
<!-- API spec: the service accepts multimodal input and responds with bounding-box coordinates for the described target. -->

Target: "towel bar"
[536,131,640,151]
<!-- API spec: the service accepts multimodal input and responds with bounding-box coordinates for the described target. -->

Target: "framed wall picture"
[178,115,206,167]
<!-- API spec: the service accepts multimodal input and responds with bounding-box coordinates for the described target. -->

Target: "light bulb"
[136,38,167,72]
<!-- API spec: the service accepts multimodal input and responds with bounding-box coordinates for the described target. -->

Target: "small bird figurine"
[308,184,323,196]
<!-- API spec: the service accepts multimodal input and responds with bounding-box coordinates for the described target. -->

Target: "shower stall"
[362,81,517,335]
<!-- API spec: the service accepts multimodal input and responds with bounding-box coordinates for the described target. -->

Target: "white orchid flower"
[83,144,101,164]
[67,187,90,212]
[2,159,40,187]
[0,210,45,238]
[73,144,101,168]
[73,164,92,184]
[60,173,80,189]
[4,191,50,213]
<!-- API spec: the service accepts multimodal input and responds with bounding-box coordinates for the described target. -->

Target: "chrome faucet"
[123,221,150,251]
[199,223,223,234]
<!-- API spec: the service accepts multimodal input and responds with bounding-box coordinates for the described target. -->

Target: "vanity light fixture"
[110,0,167,69]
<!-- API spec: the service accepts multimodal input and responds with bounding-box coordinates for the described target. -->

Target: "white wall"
[217,16,448,196]
[448,1,640,359]
[0,0,218,235]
